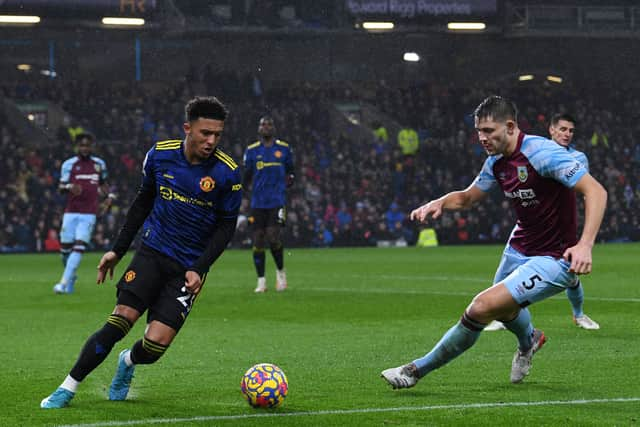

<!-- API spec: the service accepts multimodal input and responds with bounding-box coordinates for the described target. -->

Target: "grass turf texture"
[1,243,638,426]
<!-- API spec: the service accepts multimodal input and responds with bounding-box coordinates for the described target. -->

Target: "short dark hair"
[75,132,95,143]
[550,113,576,127]
[474,95,518,123]
[185,96,228,122]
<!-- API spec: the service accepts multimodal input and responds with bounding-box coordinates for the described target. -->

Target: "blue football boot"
[109,349,135,400]
[40,387,75,409]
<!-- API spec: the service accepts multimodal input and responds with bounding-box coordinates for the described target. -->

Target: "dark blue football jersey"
[139,139,242,270]
[243,139,294,209]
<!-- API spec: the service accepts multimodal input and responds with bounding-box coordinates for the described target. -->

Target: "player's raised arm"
[563,173,607,274]
[410,184,487,223]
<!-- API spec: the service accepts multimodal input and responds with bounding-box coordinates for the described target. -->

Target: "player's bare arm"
[96,251,120,284]
[411,185,487,223]
[59,182,83,196]
[563,173,607,274]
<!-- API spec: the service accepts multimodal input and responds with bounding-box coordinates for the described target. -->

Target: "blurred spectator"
[0,76,638,252]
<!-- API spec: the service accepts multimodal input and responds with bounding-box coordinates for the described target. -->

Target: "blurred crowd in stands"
[1,73,639,253]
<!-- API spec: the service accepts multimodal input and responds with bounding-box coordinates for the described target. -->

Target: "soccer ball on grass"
[240,363,288,408]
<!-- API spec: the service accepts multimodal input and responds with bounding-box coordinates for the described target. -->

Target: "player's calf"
[131,336,169,365]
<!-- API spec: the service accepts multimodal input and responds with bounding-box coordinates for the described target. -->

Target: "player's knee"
[253,233,266,248]
[95,314,132,351]
[131,336,168,365]
[467,294,499,319]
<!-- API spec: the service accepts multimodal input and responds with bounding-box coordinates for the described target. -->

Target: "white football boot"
[276,269,287,292]
[484,320,507,331]
[381,364,419,389]
[573,314,600,330]
[254,277,267,293]
[511,328,546,383]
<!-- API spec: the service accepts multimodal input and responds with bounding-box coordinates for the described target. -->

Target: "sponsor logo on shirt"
[504,188,539,207]
[565,162,581,179]
[75,173,99,180]
[256,161,282,170]
[159,185,214,207]
[504,188,536,200]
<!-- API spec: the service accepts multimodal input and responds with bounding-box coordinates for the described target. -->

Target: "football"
[240,363,288,408]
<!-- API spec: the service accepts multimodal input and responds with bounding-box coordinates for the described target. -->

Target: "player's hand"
[285,173,295,188]
[562,241,593,275]
[98,196,114,215]
[185,270,203,295]
[70,183,82,196]
[97,251,119,284]
[410,200,443,223]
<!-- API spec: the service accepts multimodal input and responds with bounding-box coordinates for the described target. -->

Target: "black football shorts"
[115,244,199,331]
[250,206,286,228]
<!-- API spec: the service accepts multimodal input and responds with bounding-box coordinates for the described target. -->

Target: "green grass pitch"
[1,243,639,426]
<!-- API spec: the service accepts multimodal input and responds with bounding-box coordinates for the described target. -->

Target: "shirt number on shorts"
[177,286,195,313]
[522,274,542,290]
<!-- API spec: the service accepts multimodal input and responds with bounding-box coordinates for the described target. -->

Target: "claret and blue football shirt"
[473,132,587,258]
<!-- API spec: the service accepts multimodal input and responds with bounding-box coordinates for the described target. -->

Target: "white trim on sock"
[61,375,80,392]
[124,349,134,366]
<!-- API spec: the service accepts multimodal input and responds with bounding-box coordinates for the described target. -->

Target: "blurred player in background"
[381,96,607,389]
[485,113,599,331]
[41,96,242,409]
[53,132,112,294]
[243,116,294,293]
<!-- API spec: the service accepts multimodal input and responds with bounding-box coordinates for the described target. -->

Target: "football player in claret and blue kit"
[53,133,112,294]
[485,113,600,332]
[381,96,607,390]
[41,96,242,409]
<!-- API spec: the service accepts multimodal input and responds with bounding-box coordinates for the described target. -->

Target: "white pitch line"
[300,286,640,303]
[287,272,640,303]
[57,397,640,427]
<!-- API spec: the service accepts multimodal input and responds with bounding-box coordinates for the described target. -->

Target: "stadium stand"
[1,72,638,252]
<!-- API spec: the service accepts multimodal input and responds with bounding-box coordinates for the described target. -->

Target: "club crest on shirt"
[199,176,215,192]
[517,166,528,182]
[275,150,282,158]
[94,164,101,172]
[124,270,136,282]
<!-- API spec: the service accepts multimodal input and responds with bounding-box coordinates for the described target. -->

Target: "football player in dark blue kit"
[243,116,294,293]
[41,96,242,409]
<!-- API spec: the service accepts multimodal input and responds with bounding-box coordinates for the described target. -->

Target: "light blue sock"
[503,308,534,351]
[62,251,83,292]
[566,281,584,317]
[66,275,78,293]
[412,313,484,378]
